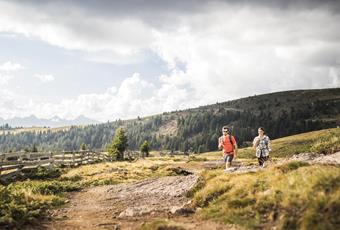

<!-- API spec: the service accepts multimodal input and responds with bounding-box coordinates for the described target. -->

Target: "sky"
[0,0,339,122]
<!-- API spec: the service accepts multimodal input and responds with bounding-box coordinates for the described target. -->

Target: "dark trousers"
[258,151,268,166]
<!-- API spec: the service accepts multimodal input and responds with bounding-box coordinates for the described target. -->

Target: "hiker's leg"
[227,155,234,167]
[223,155,228,169]
[258,157,262,166]
[262,156,266,167]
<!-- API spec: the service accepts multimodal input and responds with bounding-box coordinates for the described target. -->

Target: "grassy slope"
[190,128,340,230]
[192,163,340,230]
[1,128,339,228]
[201,128,340,159]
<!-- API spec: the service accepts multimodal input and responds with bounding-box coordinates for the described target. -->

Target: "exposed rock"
[288,152,340,165]
[167,167,194,176]
[118,208,134,218]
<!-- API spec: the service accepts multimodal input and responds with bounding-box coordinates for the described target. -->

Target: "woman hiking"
[253,127,271,167]
[218,126,238,170]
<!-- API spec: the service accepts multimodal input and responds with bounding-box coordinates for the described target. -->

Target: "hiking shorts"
[223,154,234,163]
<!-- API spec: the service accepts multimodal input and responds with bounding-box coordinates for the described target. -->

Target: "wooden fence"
[0,150,109,178]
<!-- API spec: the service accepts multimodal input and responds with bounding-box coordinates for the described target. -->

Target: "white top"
[253,135,271,157]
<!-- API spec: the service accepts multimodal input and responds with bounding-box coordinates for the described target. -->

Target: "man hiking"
[218,126,238,170]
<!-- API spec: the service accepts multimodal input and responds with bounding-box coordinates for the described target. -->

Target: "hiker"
[253,127,271,167]
[218,126,238,169]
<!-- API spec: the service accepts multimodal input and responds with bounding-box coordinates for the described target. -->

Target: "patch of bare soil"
[203,160,261,173]
[38,174,237,230]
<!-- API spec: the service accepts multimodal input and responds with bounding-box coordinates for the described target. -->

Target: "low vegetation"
[192,163,340,229]
[0,160,187,228]
[0,178,82,228]
[140,219,185,230]
[1,128,339,229]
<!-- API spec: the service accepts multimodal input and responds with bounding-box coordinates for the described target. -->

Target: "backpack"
[224,135,235,150]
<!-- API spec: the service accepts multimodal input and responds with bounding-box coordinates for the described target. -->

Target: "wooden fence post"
[72,152,75,166]
[0,154,3,176]
[80,150,84,165]
[15,153,23,176]
[49,151,54,168]
[37,152,41,167]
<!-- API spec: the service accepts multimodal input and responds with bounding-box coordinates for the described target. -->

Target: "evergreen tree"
[80,143,87,150]
[140,140,150,157]
[32,143,38,152]
[107,128,128,160]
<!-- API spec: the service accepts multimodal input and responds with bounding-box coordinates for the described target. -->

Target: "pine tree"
[32,143,38,152]
[80,143,87,150]
[140,140,150,157]
[107,128,128,161]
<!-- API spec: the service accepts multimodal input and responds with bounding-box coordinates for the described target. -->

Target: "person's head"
[222,126,230,135]
[258,127,266,135]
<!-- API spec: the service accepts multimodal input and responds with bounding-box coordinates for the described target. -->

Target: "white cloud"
[0,61,24,85]
[0,1,154,63]
[0,72,193,121]
[0,74,13,85]
[0,1,339,121]
[151,6,340,103]
[34,74,55,82]
[0,61,24,72]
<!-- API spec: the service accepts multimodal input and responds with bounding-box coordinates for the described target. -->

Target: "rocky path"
[38,152,339,229]
[40,174,211,229]
[204,151,340,174]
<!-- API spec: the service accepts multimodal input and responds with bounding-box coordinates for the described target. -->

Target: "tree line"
[0,88,339,153]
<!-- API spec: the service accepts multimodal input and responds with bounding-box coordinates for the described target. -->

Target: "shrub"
[23,167,62,180]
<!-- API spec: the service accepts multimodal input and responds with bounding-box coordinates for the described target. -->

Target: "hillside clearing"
[1,128,340,229]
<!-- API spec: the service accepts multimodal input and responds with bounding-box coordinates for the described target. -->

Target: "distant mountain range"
[0,115,99,128]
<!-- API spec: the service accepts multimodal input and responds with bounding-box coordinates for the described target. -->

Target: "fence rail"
[0,150,110,178]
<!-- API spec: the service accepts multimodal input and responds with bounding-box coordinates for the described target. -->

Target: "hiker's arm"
[218,137,223,150]
[234,144,238,159]
[267,137,272,151]
[253,138,259,150]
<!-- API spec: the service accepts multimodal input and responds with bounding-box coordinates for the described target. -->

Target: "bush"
[0,179,82,228]
[23,166,62,180]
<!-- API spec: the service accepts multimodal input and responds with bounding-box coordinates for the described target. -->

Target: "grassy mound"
[192,163,340,229]
[0,179,81,228]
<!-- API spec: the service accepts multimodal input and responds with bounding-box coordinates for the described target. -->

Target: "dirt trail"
[38,152,339,229]
[204,151,340,174]
[39,174,235,230]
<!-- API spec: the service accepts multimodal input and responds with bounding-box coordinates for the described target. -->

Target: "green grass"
[139,219,186,230]
[200,128,340,159]
[191,163,340,229]
[0,179,82,228]
[0,159,185,228]
[1,128,339,229]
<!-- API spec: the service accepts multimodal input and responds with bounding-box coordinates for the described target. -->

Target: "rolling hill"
[0,88,339,152]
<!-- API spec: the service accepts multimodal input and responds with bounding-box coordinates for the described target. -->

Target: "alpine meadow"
[1,0,340,230]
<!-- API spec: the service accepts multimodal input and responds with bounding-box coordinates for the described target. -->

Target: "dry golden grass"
[192,163,340,229]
